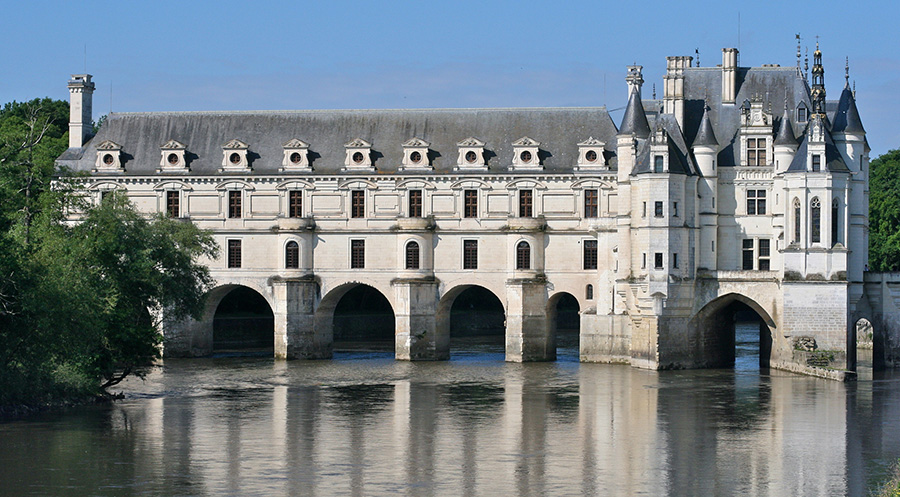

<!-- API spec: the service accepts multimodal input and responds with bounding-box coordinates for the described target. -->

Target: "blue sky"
[4,0,898,156]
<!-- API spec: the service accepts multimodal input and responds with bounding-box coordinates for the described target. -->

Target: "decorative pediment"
[511,136,541,170]
[401,137,432,170]
[281,138,312,171]
[457,137,485,147]
[221,138,251,172]
[283,138,309,149]
[578,136,605,147]
[456,137,488,170]
[403,137,430,148]
[223,138,249,150]
[96,140,121,151]
[345,138,371,148]
[94,141,124,172]
[512,136,540,147]
[343,138,375,171]
[159,139,189,172]
[161,139,186,150]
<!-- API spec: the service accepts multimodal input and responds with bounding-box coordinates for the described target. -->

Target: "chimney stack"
[625,65,643,98]
[68,74,95,148]
[721,48,738,104]
[664,56,692,128]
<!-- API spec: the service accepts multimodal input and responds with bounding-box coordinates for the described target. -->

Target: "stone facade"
[58,44,878,377]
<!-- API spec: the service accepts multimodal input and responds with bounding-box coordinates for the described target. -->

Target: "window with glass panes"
[405,241,420,270]
[747,138,766,166]
[351,190,365,218]
[811,197,821,243]
[584,189,599,218]
[166,190,179,218]
[408,189,422,218]
[350,240,365,268]
[747,190,766,215]
[285,241,299,269]
[516,241,530,270]
[228,190,241,218]
[742,239,754,270]
[227,240,241,268]
[758,239,770,270]
[464,190,478,218]
[463,240,478,269]
[519,190,533,218]
[289,190,302,218]
[583,240,598,270]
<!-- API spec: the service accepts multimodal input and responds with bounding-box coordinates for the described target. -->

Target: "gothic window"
[654,253,664,269]
[289,190,302,218]
[586,284,594,300]
[227,240,241,268]
[793,198,801,243]
[228,190,241,219]
[350,240,365,269]
[464,190,478,218]
[285,241,299,269]
[747,190,767,215]
[584,189,599,218]
[742,239,755,270]
[351,190,365,218]
[583,240,598,270]
[166,191,179,218]
[811,197,822,243]
[812,155,821,172]
[654,155,664,173]
[409,189,423,218]
[832,198,840,245]
[516,241,531,270]
[519,189,533,218]
[758,239,770,270]
[405,241,420,270]
[463,240,478,269]
[654,201,664,218]
[747,138,767,166]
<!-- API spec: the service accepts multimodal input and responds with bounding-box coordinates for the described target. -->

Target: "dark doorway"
[702,300,772,369]
[333,285,395,351]
[449,286,506,354]
[550,293,580,361]
[213,286,274,355]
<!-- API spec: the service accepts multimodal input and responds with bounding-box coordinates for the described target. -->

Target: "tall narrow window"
[409,189,423,218]
[350,240,365,269]
[228,190,242,219]
[351,190,365,218]
[642,202,647,218]
[812,155,821,172]
[586,284,594,300]
[742,239,755,270]
[166,190,179,218]
[811,197,821,243]
[747,190,767,215]
[654,253,663,269]
[758,239,770,271]
[654,155,664,173]
[584,189,599,218]
[793,198,801,243]
[654,201,664,217]
[672,253,679,268]
[519,189,533,218]
[227,240,241,268]
[516,241,531,270]
[673,202,679,217]
[583,240,598,270]
[832,198,840,245]
[464,190,478,218]
[285,241,299,269]
[405,241,420,270]
[289,190,303,218]
[747,138,766,166]
[463,240,478,269]
[642,253,647,269]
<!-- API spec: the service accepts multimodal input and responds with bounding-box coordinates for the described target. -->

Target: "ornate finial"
[652,83,656,100]
[853,80,856,98]
[796,33,802,70]
[804,47,809,81]
[695,48,700,67]
[845,56,850,85]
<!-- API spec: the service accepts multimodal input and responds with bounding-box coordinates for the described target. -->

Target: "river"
[1,330,899,496]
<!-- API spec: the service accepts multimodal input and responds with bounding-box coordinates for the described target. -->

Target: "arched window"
[516,241,531,270]
[405,241,420,270]
[586,284,594,300]
[810,197,821,244]
[832,198,840,245]
[285,241,300,269]
[793,198,801,244]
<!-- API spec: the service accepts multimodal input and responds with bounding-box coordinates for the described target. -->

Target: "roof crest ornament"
[845,56,850,87]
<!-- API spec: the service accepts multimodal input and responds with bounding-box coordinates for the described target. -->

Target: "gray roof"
[692,106,718,147]
[786,117,850,173]
[632,114,698,176]
[617,87,651,138]
[831,85,865,134]
[57,108,620,175]
[774,106,798,146]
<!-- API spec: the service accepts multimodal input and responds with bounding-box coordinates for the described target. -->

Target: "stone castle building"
[58,45,880,378]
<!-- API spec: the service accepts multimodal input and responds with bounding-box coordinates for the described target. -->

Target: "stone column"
[393,279,445,360]
[271,276,325,359]
[505,278,554,362]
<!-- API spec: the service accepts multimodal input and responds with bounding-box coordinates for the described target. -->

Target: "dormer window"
[94,140,123,172]
[812,154,821,172]
[797,103,809,123]
[158,139,188,173]
[576,137,606,171]
[456,137,487,171]
[747,138,768,166]
[654,156,664,173]
[343,138,375,171]
[220,139,251,172]
[281,138,311,172]
[511,136,541,170]
[401,137,431,171]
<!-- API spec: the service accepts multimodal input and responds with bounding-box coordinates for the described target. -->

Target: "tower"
[68,74,95,149]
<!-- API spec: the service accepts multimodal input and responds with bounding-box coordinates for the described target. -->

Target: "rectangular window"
[812,155,821,172]
[758,239,771,271]
[289,190,303,218]
[642,253,647,269]
[583,240,598,270]
[654,155,664,173]
[747,138,767,166]
[464,190,478,218]
[584,189,599,218]
[672,253,679,268]
[747,190,767,215]
[350,240,365,269]
[166,190,179,218]
[642,202,647,218]
[742,239,755,270]
[654,201,664,218]
[654,253,663,269]
[227,239,241,268]
[351,190,365,218]
[798,106,808,123]
[519,189,533,218]
[463,240,478,269]
[673,201,679,217]
[409,189,423,218]
[228,190,241,219]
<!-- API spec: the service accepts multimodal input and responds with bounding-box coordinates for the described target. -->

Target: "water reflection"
[1,355,900,496]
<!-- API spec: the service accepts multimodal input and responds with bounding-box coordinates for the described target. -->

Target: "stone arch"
[198,283,276,356]
[436,284,506,355]
[314,282,396,352]
[548,291,580,358]
[690,293,776,368]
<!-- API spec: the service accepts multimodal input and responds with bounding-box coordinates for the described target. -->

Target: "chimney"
[68,74,95,148]
[664,56,692,129]
[721,48,738,104]
[625,65,643,98]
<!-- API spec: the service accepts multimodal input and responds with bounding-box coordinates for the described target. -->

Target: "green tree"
[869,149,900,271]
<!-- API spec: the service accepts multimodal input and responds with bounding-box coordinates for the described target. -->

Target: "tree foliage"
[869,149,900,271]
[0,99,217,409]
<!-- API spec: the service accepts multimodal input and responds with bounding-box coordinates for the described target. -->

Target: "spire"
[775,104,798,146]
[618,85,651,138]
[845,56,850,88]
[810,39,826,117]
[693,104,719,147]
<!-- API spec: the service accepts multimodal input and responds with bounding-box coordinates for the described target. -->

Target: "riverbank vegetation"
[0,99,217,414]
[869,149,900,271]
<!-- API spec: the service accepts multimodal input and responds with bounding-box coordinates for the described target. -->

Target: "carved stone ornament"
[576,137,607,170]
[159,139,188,172]
[221,139,251,171]
[511,136,541,170]
[456,137,487,170]
[281,138,311,171]
[94,140,123,172]
[400,137,431,170]
[343,138,375,171]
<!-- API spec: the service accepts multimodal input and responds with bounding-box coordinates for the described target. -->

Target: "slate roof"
[632,114,698,176]
[832,85,865,134]
[692,106,719,147]
[618,87,652,138]
[786,119,851,173]
[57,108,620,175]
[774,106,798,146]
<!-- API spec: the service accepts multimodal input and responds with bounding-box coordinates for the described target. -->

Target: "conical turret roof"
[692,105,718,147]
[774,106,798,146]
[832,84,865,134]
[618,86,651,138]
